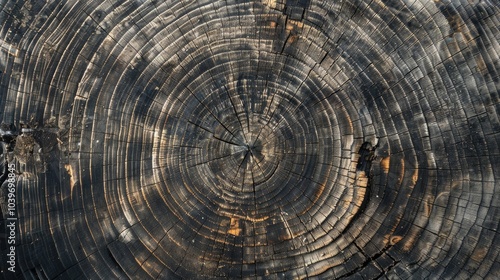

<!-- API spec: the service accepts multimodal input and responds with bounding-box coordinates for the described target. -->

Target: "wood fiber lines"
[0,0,499,279]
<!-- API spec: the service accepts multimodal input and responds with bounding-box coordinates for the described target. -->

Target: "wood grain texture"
[0,0,499,279]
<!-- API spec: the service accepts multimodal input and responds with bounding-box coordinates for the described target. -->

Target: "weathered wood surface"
[0,0,499,279]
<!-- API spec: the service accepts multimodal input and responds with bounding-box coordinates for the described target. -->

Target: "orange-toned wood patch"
[228,217,241,236]
[381,157,390,173]
[65,164,75,190]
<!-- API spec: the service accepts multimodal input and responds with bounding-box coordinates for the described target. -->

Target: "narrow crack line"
[374,259,401,280]
[260,56,298,133]
[250,149,274,180]
[263,81,277,120]
[247,144,254,158]
[262,66,335,137]
[282,165,324,186]
[280,193,314,245]
[264,96,314,135]
[280,25,291,54]
[263,159,281,182]
[284,188,310,228]
[223,84,248,143]
[279,207,296,240]
[261,127,319,150]
[338,240,396,280]
[187,152,236,168]
[180,87,239,141]
[353,242,369,259]
[250,125,265,149]
[257,107,304,151]
[293,63,315,100]
[187,119,214,134]
[251,152,277,202]
[220,46,250,141]
[248,117,270,149]
[261,125,300,146]
[140,219,183,276]
[249,167,257,215]
[252,48,275,151]
[262,89,289,133]
[212,134,242,146]
[191,44,244,143]
[256,127,286,147]
[234,149,251,192]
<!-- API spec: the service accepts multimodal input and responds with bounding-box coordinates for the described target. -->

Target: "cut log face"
[0,0,499,279]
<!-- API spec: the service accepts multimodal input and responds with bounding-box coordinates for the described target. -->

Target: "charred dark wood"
[0,0,499,279]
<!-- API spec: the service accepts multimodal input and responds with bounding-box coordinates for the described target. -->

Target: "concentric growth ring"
[0,0,499,279]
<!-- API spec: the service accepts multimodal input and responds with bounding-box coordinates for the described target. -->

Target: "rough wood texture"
[0,0,499,279]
